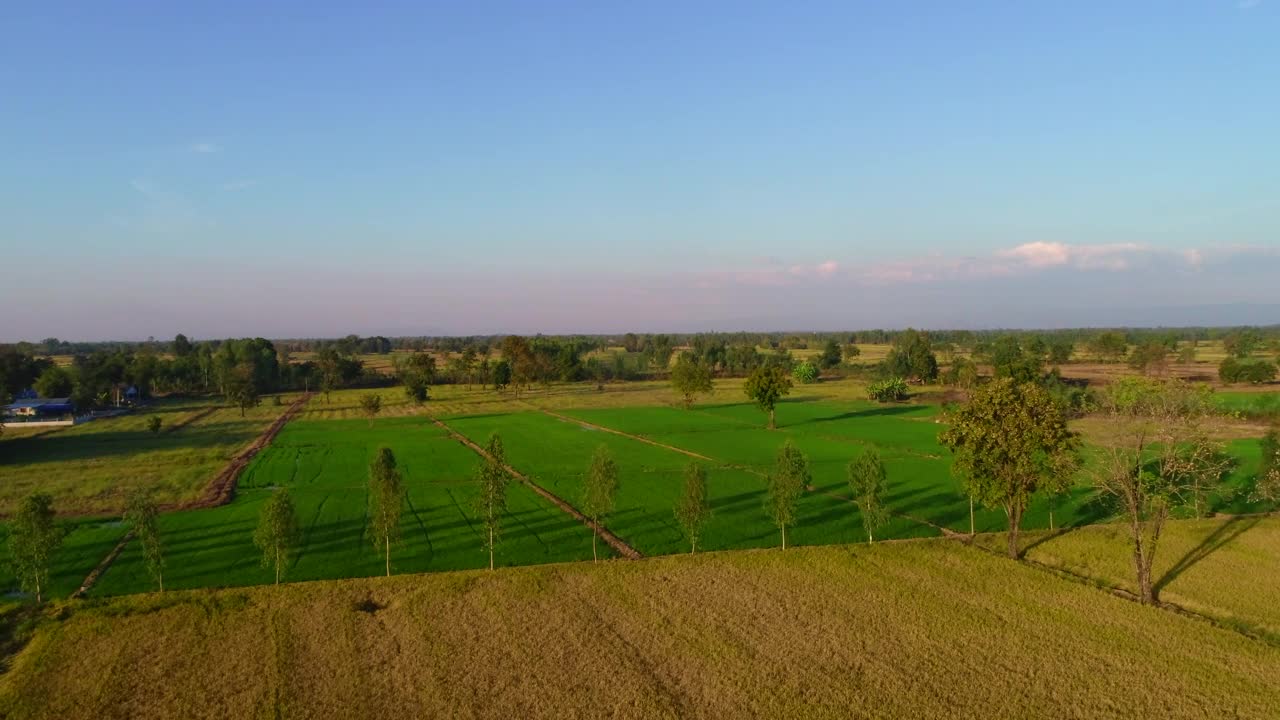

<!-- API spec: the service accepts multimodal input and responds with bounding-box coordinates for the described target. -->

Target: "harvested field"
[984,517,1280,640]
[3,539,1278,719]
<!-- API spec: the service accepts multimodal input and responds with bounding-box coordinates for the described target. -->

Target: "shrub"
[867,377,909,402]
[1220,358,1278,384]
[792,362,818,384]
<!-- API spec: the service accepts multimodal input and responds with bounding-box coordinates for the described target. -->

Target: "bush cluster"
[1219,358,1277,385]
[867,377,909,402]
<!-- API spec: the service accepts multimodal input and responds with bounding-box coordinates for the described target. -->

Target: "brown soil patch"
[174,392,314,511]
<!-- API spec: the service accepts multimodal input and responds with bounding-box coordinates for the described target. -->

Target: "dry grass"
[0,398,296,515]
[3,539,1278,719]
[992,517,1280,639]
[301,376,951,421]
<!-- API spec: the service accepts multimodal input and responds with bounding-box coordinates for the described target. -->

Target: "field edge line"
[424,413,644,561]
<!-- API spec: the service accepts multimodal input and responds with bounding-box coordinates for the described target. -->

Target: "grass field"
[0,396,298,515]
[0,519,129,600]
[992,518,1280,641]
[3,535,1278,719]
[4,378,1274,602]
[1215,390,1280,419]
[89,417,595,596]
[27,380,1275,599]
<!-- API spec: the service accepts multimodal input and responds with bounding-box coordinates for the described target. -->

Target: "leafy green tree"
[818,339,843,369]
[491,359,512,392]
[843,344,862,363]
[9,493,62,603]
[1219,357,1277,384]
[146,415,163,434]
[847,450,890,543]
[395,353,436,403]
[792,361,818,384]
[1046,338,1074,365]
[359,392,383,427]
[171,333,194,357]
[744,365,793,429]
[1090,378,1233,603]
[670,354,713,408]
[674,463,712,553]
[943,358,980,389]
[224,362,260,417]
[1222,329,1261,358]
[1128,342,1169,376]
[367,447,405,577]
[317,347,362,403]
[34,366,74,398]
[254,489,300,585]
[1087,331,1128,362]
[990,336,1044,384]
[939,378,1081,558]
[500,336,536,398]
[580,445,619,562]
[124,490,164,592]
[765,441,809,549]
[474,434,510,570]
[884,329,938,383]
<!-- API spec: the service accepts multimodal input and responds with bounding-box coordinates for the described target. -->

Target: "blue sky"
[2,1,1277,340]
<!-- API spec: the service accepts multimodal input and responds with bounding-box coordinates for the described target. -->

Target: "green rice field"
[1215,390,1280,418]
[91,417,595,596]
[4,382,1275,600]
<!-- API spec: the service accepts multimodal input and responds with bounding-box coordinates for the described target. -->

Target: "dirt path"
[71,530,135,599]
[425,414,643,560]
[175,393,313,511]
[72,394,313,599]
[531,406,717,462]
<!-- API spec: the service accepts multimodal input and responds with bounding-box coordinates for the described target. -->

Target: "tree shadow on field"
[1021,496,1112,554]
[0,423,261,468]
[1153,516,1261,596]
[793,405,922,427]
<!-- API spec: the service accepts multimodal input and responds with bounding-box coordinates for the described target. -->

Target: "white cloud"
[996,241,1145,271]
[696,259,843,288]
[190,141,220,154]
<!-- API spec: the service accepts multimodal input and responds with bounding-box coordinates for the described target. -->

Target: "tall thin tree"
[847,450,890,543]
[765,441,810,549]
[124,490,165,592]
[674,463,712,553]
[580,445,620,562]
[360,392,383,427]
[9,493,62,603]
[368,447,405,577]
[254,489,300,585]
[474,434,510,570]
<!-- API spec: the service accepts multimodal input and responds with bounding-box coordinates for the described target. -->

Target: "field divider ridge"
[70,529,135,599]
[176,392,314,511]
[528,404,951,539]
[70,392,313,599]
[529,406,717,462]
[424,414,643,560]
